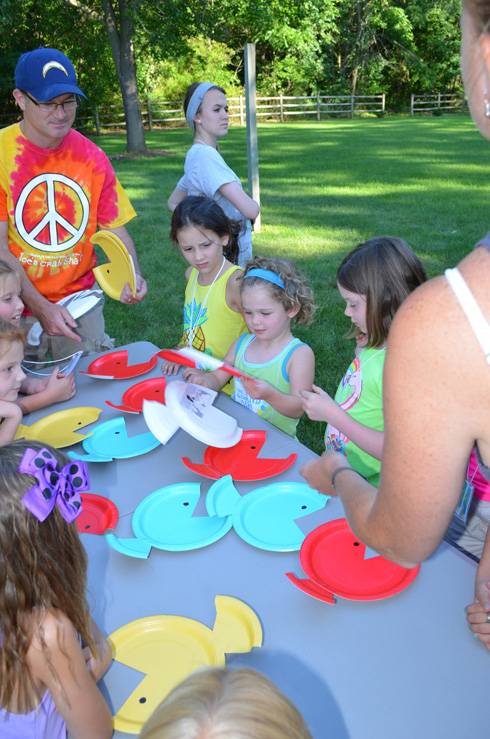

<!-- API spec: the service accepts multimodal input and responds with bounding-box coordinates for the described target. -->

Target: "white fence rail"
[410,93,467,116]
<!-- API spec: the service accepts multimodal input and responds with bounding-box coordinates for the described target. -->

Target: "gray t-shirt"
[177,144,252,265]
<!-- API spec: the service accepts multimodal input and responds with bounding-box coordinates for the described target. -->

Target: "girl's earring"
[484,90,490,118]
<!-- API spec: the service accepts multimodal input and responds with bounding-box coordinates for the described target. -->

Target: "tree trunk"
[101,0,148,153]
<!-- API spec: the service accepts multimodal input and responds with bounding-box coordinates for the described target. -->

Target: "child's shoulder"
[289,340,314,362]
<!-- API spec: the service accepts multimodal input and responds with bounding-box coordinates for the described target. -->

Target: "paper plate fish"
[106,479,233,558]
[68,416,161,463]
[79,349,158,380]
[109,595,262,733]
[15,407,101,448]
[105,377,167,414]
[206,475,329,552]
[286,519,420,604]
[91,230,136,300]
[182,429,297,481]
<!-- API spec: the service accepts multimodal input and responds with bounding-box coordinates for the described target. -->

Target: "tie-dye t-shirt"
[0,123,136,302]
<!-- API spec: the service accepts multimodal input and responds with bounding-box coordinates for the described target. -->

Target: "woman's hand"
[466,591,490,650]
[300,450,349,496]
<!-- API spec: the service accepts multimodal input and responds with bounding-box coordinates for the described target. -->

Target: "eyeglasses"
[23,91,78,114]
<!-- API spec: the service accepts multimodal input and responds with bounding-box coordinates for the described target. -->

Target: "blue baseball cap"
[15,47,87,101]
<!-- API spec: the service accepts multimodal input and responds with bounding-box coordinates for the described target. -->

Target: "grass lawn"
[93,114,490,454]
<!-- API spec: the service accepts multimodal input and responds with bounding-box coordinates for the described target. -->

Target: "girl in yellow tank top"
[161,196,246,394]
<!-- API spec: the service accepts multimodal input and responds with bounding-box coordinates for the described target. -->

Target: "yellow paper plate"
[15,407,101,448]
[91,231,136,301]
[109,596,262,733]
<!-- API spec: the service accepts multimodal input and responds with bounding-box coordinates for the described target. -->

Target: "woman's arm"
[303,250,490,567]
[31,610,113,739]
[218,181,260,221]
[301,384,384,460]
[168,186,188,212]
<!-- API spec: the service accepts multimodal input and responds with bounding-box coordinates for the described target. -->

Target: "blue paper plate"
[131,483,233,551]
[230,482,329,552]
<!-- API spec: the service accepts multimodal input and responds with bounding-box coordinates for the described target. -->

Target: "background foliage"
[0,0,462,115]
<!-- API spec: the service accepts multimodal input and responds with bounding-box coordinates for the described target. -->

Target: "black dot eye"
[301,505,307,510]
[85,524,90,529]
[353,542,360,547]
[139,697,146,704]
[183,502,189,506]
[251,445,256,449]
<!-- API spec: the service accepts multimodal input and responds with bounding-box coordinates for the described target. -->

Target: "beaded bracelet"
[331,465,367,492]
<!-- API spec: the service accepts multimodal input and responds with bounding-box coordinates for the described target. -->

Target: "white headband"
[185,81,214,130]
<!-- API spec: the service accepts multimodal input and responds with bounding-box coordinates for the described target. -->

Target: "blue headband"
[186,82,215,130]
[244,268,285,290]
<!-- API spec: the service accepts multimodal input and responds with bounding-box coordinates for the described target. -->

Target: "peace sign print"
[15,173,90,253]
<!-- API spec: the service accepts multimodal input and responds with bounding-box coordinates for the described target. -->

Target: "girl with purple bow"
[184,255,315,438]
[167,82,259,266]
[0,440,113,738]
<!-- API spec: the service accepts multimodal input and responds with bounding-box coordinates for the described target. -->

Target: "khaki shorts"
[21,299,114,364]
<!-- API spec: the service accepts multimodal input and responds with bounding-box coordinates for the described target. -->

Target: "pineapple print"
[181,299,212,355]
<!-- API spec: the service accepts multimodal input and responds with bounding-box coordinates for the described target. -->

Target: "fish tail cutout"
[210,595,263,659]
[206,475,239,517]
[181,456,221,480]
[106,532,151,559]
[14,423,28,440]
[286,573,336,604]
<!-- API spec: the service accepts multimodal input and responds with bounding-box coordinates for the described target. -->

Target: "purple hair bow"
[19,447,89,523]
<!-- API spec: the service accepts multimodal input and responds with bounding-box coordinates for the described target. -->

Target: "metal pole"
[245,43,260,232]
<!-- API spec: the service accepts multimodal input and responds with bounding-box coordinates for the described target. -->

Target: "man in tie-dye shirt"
[0,47,147,360]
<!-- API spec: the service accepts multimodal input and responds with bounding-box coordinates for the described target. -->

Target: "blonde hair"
[0,440,95,714]
[241,256,315,326]
[140,667,313,739]
[0,259,21,292]
[0,317,26,357]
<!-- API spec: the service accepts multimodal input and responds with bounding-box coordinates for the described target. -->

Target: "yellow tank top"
[181,265,246,395]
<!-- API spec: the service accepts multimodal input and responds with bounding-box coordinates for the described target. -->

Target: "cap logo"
[42,61,68,77]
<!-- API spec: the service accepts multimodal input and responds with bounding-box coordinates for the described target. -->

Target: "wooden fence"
[410,93,467,116]
[0,92,469,132]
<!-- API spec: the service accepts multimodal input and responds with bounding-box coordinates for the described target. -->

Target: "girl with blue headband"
[184,255,315,437]
[0,440,113,738]
[167,82,259,267]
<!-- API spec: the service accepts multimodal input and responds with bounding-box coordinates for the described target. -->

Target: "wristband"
[331,465,366,492]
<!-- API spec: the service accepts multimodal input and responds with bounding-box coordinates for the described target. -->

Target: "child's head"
[184,82,227,133]
[241,256,315,331]
[0,260,23,325]
[140,666,313,739]
[336,236,426,348]
[0,440,94,711]
[0,318,26,401]
[171,196,241,266]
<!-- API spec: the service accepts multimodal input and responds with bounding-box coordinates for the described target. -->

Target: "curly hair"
[337,236,426,348]
[241,256,315,325]
[0,440,95,714]
[170,196,241,265]
[140,667,313,739]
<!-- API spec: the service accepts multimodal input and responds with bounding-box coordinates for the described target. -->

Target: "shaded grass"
[93,115,490,453]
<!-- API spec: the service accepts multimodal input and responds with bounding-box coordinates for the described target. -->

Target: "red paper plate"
[106,377,167,413]
[80,350,158,379]
[76,493,119,534]
[300,519,420,601]
[182,430,297,481]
